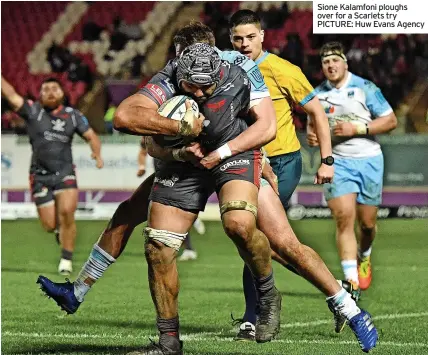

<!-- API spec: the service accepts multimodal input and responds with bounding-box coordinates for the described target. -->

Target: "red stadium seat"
[1,2,68,98]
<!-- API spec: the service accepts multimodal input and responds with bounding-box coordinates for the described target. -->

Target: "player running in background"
[1,76,103,275]
[228,10,335,337]
[307,42,397,290]
[137,137,206,261]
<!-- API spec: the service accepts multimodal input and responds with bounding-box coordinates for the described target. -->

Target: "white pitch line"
[2,331,428,348]
[3,312,428,349]
[282,311,428,328]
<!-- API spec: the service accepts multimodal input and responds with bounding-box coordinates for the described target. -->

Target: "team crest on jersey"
[323,105,335,114]
[51,119,66,132]
[348,90,355,98]
[206,99,226,113]
[233,55,246,65]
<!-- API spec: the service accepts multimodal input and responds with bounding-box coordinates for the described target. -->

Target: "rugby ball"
[154,95,199,148]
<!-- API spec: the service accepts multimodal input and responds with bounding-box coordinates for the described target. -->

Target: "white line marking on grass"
[282,311,428,328]
[3,331,428,348]
[3,312,428,349]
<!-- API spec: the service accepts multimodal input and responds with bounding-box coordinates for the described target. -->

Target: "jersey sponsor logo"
[154,174,179,187]
[44,131,70,143]
[1,153,12,170]
[348,90,355,98]
[375,90,387,105]
[51,119,66,132]
[33,187,49,198]
[220,159,250,172]
[81,115,89,126]
[220,83,235,92]
[146,84,167,105]
[248,67,265,90]
[163,78,176,95]
[206,99,226,113]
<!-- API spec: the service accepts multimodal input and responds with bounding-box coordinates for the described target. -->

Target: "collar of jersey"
[255,51,269,65]
[327,72,353,91]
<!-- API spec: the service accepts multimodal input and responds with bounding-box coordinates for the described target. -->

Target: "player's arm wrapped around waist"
[144,136,178,162]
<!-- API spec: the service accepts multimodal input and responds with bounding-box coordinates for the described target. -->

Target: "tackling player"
[1,76,103,275]
[228,9,335,336]
[307,42,397,290]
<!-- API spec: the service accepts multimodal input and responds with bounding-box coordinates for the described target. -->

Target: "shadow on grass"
[4,343,144,354]
[81,318,220,334]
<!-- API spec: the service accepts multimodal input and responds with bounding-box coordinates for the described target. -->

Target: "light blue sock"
[73,244,116,302]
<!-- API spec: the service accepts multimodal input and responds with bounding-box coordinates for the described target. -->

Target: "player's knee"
[144,238,167,264]
[58,209,76,225]
[223,214,255,243]
[41,219,56,233]
[359,222,377,236]
[143,227,186,261]
[333,209,354,230]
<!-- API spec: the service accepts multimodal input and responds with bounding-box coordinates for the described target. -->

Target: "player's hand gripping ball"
[154,95,201,148]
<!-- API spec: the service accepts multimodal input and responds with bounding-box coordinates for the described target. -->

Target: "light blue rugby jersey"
[216,48,270,102]
[313,72,393,158]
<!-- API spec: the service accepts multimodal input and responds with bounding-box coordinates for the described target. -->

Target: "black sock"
[157,316,180,338]
[61,249,73,261]
[242,264,258,324]
[254,271,275,299]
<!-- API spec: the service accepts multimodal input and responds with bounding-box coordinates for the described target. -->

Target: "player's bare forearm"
[138,147,148,165]
[145,137,175,162]
[306,117,316,134]
[88,132,101,157]
[304,97,332,157]
[367,112,398,135]
[113,94,180,136]
[1,76,24,111]
[313,115,332,158]
[228,97,277,155]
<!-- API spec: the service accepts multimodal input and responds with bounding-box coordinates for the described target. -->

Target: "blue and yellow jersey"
[256,52,315,157]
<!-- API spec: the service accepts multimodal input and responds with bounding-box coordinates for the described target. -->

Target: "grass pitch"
[2,219,428,354]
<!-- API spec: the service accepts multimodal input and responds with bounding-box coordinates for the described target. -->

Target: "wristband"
[172,148,186,162]
[216,143,232,160]
[353,122,368,135]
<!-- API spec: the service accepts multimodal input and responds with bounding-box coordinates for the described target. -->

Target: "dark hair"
[173,21,215,48]
[40,77,64,91]
[229,9,261,29]
[319,41,346,57]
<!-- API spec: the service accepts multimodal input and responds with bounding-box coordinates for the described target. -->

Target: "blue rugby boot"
[37,275,81,314]
[348,310,378,352]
